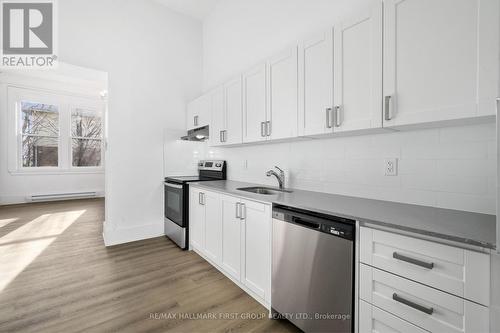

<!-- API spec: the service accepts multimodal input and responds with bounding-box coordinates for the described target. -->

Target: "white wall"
[0,67,107,205]
[202,0,496,215]
[58,0,203,245]
[203,0,372,89]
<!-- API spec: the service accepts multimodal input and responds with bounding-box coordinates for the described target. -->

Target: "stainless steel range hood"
[180,125,209,141]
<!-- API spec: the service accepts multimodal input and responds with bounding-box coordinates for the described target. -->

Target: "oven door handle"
[164,182,183,189]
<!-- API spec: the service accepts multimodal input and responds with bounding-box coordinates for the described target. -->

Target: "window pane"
[71,110,102,138]
[22,136,58,167]
[72,139,102,167]
[21,101,58,136]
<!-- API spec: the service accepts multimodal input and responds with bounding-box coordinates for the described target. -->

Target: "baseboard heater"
[27,191,98,202]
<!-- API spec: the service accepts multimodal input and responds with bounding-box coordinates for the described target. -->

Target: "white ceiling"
[153,0,221,20]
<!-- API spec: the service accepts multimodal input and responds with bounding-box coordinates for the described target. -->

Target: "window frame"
[8,86,105,175]
[68,106,104,170]
[16,94,62,172]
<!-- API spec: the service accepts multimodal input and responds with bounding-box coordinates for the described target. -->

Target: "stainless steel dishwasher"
[271,204,355,333]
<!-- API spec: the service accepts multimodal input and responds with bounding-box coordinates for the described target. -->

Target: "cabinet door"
[221,195,242,280]
[299,29,334,136]
[333,2,382,132]
[383,0,499,127]
[359,300,427,333]
[203,191,222,265]
[267,46,298,140]
[243,64,268,143]
[209,88,225,147]
[224,76,243,145]
[197,94,211,128]
[186,99,198,131]
[241,200,271,303]
[189,188,205,251]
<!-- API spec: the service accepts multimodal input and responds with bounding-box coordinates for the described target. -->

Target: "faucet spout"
[266,166,285,189]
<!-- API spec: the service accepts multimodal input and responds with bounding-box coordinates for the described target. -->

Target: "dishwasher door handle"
[292,217,320,229]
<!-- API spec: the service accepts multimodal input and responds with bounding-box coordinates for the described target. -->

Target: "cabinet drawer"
[360,227,490,306]
[360,264,489,333]
[359,300,427,333]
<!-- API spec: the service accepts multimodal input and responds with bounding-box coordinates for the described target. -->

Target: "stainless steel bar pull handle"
[392,293,433,315]
[261,122,266,137]
[235,203,240,218]
[240,203,245,220]
[326,108,332,128]
[384,96,392,121]
[266,121,271,136]
[223,130,227,142]
[198,192,202,205]
[334,105,341,127]
[393,252,434,269]
[220,130,223,143]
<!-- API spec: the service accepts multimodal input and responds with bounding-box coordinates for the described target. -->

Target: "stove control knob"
[215,163,221,167]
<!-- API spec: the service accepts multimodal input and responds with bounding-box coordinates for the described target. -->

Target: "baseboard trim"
[1,192,105,205]
[102,221,164,247]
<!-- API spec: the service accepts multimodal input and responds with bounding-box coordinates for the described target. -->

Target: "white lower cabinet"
[203,191,222,265]
[189,187,206,250]
[241,199,271,303]
[360,264,489,333]
[359,300,427,333]
[190,187,272,306]
[358,226,491,333]
[221,194,242,280]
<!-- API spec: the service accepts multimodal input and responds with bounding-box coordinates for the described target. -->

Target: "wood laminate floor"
[0,199,298,333]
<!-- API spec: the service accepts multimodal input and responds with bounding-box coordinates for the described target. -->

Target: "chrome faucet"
[266,166,285,189]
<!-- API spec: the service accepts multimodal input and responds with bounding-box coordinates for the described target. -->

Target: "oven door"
[164,181,185,227]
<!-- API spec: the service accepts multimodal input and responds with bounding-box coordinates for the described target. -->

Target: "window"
[9,87,105,173]
[20,101,59,167]
[71,109,102,167]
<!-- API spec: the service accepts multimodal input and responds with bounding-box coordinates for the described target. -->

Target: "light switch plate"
[385,158,398,176]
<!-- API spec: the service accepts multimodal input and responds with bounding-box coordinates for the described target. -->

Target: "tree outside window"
[21,102,59,167]
[71,109,102,167]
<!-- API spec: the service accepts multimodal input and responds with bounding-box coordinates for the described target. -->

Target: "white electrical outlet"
[385,158,398,176]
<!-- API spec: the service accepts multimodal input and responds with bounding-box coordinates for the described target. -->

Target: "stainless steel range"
[164,160,226,249]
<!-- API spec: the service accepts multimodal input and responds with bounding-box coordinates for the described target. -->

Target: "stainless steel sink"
[237,186,292,195]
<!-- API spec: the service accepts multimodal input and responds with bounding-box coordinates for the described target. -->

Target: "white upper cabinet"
[299,29,334,136]
[383,0,500,127]
[243,64,268,143]
[187,95,210,131]
[333,1,383,132]
[224,77,243,145]
[209,88,225,146]
[210,78,243,146]
[267,46,298,140]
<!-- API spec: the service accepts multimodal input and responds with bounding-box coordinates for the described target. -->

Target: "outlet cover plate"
[385,158,398,176]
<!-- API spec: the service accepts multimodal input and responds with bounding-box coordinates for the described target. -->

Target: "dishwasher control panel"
[273,204,355,241]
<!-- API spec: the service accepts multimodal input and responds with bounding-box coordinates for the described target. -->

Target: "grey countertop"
[190,180,497,250]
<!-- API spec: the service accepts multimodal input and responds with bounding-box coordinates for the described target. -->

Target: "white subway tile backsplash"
[210,123,495,214]
[439,123,496,143]
[435,175,489,195]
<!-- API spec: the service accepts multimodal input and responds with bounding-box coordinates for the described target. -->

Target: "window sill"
[9,168,104,176]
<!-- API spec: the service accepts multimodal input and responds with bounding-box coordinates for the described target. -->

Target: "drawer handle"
[393,293,434,315]
[393,252,434,269]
